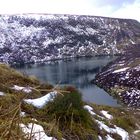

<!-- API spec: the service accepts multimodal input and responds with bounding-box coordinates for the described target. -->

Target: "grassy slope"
[0,64,139,140]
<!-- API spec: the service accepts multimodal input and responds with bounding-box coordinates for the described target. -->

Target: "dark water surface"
[16,56,120,107]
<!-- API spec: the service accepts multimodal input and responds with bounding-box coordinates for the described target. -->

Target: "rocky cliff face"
[94,44,140,107]
[0,14,140,64]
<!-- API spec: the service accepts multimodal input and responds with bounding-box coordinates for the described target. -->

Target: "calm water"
[16,56,120,107]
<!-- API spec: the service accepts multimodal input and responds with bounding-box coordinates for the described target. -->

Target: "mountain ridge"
[1,13,139,22]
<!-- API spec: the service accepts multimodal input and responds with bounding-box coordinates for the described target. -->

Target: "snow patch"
[83,105,96,115]
[98,135,103,140]
[0,91,5,96]
[100,110,113,119]
[130,39,135,44]
[112,67,129,73]
[24,91,57,108]
[115,126,129,140]
[106,135,115,140]
[12,85,32,93]
[118,64,124,66]
[20,112,26,117]
[20,123,56,140]
[84,105,105,119]
[125,72,130,79]
[96,120,129,140]
[134,130,140,134]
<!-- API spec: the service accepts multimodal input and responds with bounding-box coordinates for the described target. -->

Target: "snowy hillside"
[0,14,140,64]
[94,44,140,107]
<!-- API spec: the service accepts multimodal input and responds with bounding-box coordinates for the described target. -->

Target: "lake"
[16,56,120,107]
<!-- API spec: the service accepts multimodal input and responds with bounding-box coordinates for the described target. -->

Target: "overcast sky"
[0,0,140,21]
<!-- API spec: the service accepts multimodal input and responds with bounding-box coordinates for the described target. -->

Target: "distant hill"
[0,14,140,64]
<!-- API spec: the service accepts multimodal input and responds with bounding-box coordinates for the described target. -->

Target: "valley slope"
[0,14,140,64]
[94,44,140,107]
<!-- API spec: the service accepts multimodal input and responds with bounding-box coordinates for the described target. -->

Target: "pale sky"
[0,0,140,21]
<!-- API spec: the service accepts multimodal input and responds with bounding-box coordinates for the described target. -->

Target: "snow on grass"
[115,126,129,140]
[20,112,26,117]
[100,110,113,119]
[106,135,115,140]
[134,130,140,134]
[96,120,113,133]
[20,123,56,140]
[24,91,57,108]
[96,120,129,140]
[12,85,32,93]
[98,135,103,140]
[0,91,5,96]
[84,105,105,119]
[112,67,129,73]
[83,105,96,115]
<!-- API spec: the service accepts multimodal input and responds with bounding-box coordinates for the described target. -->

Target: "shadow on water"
[16,56,120,107]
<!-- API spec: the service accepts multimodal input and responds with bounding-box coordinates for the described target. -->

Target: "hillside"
[0,14,140,64]
[94,44,140,107]
[0,64,140,140]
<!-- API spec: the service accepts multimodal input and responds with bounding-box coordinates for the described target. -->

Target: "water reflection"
[16,56,120,106]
